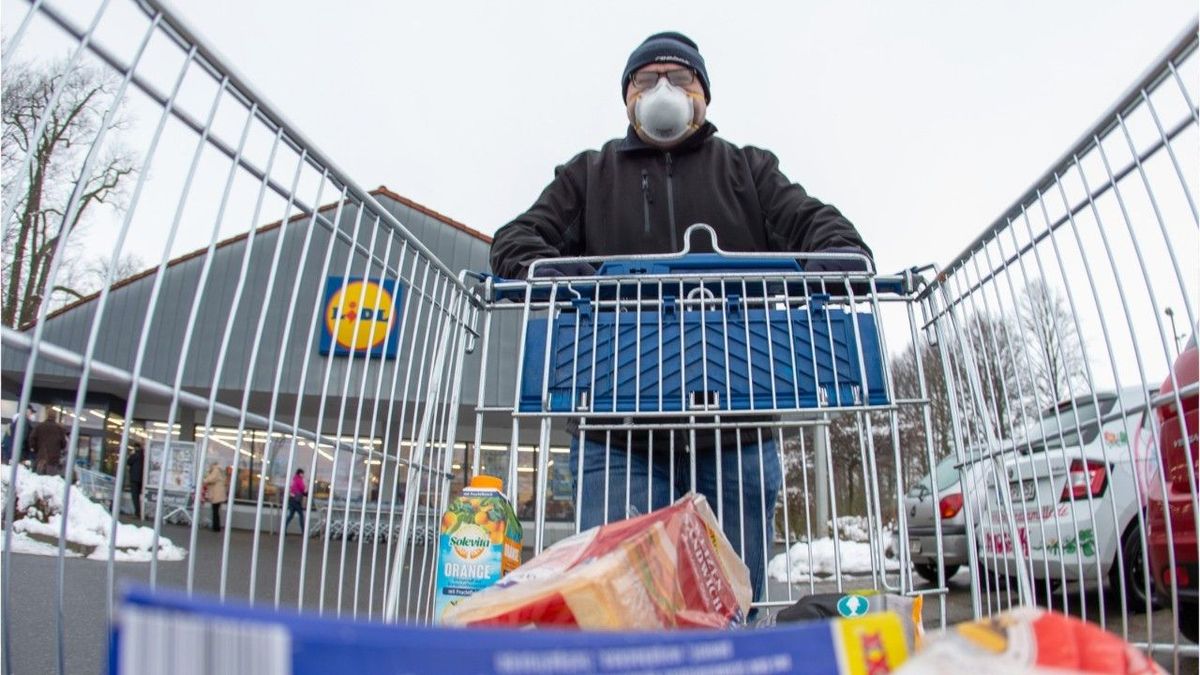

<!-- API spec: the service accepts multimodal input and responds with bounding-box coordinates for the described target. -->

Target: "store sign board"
[146,441,196,495]
[318,277,403,358]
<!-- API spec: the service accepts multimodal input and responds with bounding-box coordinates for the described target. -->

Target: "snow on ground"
[768,537,899,583]
[0,530,80,557]
[1,463,185,561]
[785,515,892,545]
[769,515,900,583]
[831,515,873,543]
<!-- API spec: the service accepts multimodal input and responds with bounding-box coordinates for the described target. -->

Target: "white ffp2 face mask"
[633,78,699,145]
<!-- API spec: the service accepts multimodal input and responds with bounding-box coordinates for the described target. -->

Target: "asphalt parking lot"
[4,524,1197,674]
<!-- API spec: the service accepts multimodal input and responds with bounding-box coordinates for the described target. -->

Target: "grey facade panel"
[5,192,519,443]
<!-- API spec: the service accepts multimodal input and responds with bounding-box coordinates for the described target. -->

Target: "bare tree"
[775,334,988,537]
[963,310,1030,440]
[1019,279,1088,406]
[889,339,955,484]
[1,58,135,328]
[931,288,1088,449]
[81,253,146,297]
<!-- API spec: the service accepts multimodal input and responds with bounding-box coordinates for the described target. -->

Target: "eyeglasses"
[631,68,696,90]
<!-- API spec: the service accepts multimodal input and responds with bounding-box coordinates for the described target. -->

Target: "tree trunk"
[20,234,57,327]
[2,157,46,327]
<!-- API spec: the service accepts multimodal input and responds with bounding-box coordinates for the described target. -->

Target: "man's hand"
[527,261,598,278]
[804,246,872,273]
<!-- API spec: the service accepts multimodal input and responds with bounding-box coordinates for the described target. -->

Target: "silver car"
[902,453,993,584]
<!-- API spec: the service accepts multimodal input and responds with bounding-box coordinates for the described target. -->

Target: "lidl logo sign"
[319,277,403,358]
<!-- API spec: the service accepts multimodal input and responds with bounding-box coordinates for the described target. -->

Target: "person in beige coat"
[202,461,228,532]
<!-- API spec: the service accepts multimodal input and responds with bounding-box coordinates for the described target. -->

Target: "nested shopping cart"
[1,0,1196,673]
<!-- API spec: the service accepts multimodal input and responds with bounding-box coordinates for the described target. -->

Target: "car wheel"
[1180,601,1198,642]
[1025,576,1062,608]
[974,562,996,592]
[914,562,960,584]
[1109,522,1160,613]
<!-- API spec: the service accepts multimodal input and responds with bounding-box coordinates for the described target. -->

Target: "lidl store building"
[0,188,576,526]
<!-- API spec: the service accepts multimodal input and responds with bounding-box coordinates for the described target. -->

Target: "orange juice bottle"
[434,474,522,622]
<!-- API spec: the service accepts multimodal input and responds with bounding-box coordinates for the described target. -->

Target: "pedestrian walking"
[126,442,144,519]
[285,468,307,535]
[202,461,228,532]
[2,405,35,465]
[29,410,68,476]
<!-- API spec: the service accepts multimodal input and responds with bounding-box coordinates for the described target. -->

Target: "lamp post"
[1165,307,1182,358]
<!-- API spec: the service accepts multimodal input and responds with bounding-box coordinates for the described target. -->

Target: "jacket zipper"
[665,152,678,252]
[640,169,652,235]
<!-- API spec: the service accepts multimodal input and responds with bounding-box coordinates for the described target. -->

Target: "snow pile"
[787,516,893,545]
[768,537,899,582]
[0,531,79,557]
[0,463,185,561]
[831,515,872,543]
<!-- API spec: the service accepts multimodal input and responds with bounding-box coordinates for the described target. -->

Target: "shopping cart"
[910,25,1200,672]
[461,224,920,606]
[74,467,117,507]
[0,0,1195,673]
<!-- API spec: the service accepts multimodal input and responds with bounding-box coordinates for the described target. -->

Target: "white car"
[974,387,1157,609]
[901,453,993,584]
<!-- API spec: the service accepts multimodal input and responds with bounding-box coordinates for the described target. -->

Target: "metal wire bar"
[271,181,346,609]
[3,1,1196,672]
[3,1,475,666]
[932,20,1199,284]
[0,0,115,239]
[914,23,1198,667]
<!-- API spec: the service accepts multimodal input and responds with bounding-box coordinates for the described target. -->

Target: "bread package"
[441,493,751,629]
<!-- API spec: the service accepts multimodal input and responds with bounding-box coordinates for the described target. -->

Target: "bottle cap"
[469,474,503,491]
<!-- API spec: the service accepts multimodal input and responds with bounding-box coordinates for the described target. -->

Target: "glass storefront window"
[474,443,573,522]
[194,427,387,506]
[44,404,137,475]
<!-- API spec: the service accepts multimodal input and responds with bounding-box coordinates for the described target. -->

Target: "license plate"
[909,539,921,554]
[1010,479,1038,501]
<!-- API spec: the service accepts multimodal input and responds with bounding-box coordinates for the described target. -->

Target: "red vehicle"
[1147,332,1198,642]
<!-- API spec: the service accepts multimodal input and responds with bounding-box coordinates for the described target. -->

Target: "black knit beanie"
[622,31,710,103]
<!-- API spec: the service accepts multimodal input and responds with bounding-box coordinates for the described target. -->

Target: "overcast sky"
[0,2,1196,412]
[151,0,1198,276]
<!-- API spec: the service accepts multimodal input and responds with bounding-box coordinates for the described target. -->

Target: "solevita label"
[434,482,523,621]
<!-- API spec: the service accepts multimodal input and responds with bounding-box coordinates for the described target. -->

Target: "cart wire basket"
[0,1,1196,673]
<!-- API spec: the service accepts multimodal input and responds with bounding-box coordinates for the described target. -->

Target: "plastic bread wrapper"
[441,493,752,629]
[896,607,1165,675]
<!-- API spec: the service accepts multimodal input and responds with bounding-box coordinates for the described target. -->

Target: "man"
[490,32,873,607]
[126,442,145,519]
[490,31,871,279]
[29,409,68,476]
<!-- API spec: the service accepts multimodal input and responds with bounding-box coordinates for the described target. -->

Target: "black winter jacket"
[490,122,871,278]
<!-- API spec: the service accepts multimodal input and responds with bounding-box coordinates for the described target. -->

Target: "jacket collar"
[617,121,718,153]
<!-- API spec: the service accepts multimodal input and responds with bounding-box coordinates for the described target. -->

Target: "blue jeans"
[569,434,782,604]
[285,498,305,534]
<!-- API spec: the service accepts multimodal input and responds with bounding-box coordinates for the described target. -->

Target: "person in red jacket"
[285,468,308,535]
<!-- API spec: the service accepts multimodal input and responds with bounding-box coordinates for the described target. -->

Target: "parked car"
[1146,333,1198,641]
[975,387,1157,610]
[901,453,993,584]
